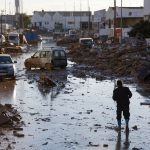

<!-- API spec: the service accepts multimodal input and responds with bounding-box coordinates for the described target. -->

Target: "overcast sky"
[0,0,144,15]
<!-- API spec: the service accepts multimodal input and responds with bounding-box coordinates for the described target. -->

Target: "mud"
[0,42,150,150]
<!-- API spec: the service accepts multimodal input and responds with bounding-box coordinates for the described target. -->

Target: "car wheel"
[45,63,52,70]
[25,62,31,70]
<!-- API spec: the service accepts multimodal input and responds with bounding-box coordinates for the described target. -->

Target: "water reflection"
[0,79,16,104]
[115,131,130,150]
[25,69,68,99]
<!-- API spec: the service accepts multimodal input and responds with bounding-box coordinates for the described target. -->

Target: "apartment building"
[31,10,92,31]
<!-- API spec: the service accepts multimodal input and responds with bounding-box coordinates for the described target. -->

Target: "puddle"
[0,42,150,150]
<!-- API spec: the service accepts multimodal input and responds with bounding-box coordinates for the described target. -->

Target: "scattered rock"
[88,142,99,147]
[13,131,24,137]
[42,142,48,145]
[132,148,140,150]
[103,144,108,147]
[132,125,138,130]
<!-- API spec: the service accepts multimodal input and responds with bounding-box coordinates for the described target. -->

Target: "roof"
[35,11,91,17]
[109,6,143,10]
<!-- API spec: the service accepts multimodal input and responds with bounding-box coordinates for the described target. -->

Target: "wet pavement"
[0,42,150,150]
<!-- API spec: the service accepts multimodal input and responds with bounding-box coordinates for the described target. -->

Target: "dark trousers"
[116,104,130,120]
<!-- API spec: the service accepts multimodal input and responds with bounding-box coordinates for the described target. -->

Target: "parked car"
[79,38,94,48]
[24,47,67,70]
[0,54,17,79]
[8,32,20,45]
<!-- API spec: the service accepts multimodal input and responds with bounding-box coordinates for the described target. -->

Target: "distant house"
[144,0,150,20]
[31,10,45,29]
[106,7,144,28]
[93,9,106,33]
[100,7,144,40]
[31,10,92,31]
[0,15,16,33]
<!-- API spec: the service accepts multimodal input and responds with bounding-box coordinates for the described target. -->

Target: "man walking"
[113,80,132,131]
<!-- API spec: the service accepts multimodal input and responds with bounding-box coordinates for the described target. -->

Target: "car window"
[60,51,66,57]
[9,36,18,41]
[45,51,51,57]
[40,51,46,58]
[0,56,13,64]
[81,39,92,45]
[33,52,40,57]
[53,51,59,58]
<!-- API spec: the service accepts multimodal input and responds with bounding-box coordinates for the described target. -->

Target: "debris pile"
[68,43,150,82]
[0,104,22,127]
[38,73,56,87]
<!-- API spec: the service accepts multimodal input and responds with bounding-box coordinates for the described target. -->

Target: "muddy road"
[0,43,150,150]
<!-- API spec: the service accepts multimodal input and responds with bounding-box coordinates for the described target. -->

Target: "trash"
[0,104,22,126]
[88,142,99,147]
[0,113,10,125]
[68,42,150,83]
[132,125,138,130]
[13,131,24,137]
[140,101,150,105]
[103,144,108,147]
[38,73,56,87]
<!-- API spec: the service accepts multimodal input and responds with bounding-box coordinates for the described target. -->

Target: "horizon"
[0,0,144,15]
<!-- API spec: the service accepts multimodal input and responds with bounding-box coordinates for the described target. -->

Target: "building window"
[68,21,74,25]
[45,22,49,25]
[129,12,132,16]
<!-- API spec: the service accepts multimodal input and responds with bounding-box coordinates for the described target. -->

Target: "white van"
[79,38,94,48]
[24,47,67,70]
[8,33,20,45]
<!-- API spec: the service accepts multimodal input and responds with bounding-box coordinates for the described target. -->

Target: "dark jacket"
[113,86,132,107]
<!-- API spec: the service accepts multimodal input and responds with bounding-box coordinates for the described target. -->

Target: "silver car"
[24,47,67,70]
[0,54,16,79]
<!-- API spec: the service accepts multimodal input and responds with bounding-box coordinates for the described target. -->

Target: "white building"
[101,7,144,39]
[106,7,144,28]
[93,9,106,32]
[31,11,45,29]
[31,10,92,31]
[144,0,150,20]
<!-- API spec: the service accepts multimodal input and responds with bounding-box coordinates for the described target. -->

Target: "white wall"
[116,7,144,18]
[144,0,150,16]
[93,9,106,22]
[31,11,91,31]
[106,7,144,20]
[31,12,43,27]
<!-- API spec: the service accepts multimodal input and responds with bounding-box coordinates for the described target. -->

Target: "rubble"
[0,104,23,136]
[68,42,150,84]
[0,104,21,126]
[37,73,56,87]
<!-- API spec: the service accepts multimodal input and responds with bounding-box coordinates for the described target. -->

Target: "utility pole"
[114,0,116,42]
[120,0,123,44]
[1,10,4,34]
[88,0,90,36]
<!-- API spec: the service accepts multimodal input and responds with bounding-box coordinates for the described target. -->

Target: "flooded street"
[0,43,150,150]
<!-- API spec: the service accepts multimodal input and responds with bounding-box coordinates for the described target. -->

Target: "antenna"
[15,0,20,14]
[74,0,75,29]
[87,0,90,35]
[114,0,116,41]
[80,0,82,30]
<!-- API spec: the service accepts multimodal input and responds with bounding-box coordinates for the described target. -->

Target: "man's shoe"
[125,125,129,132]
[115,126,121,132]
